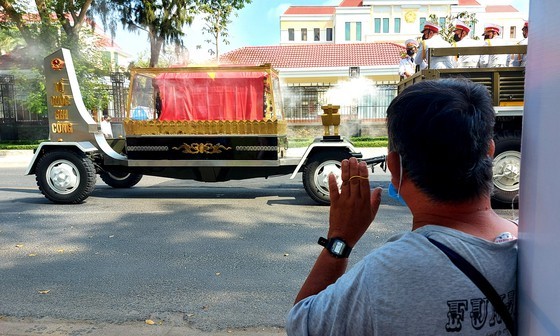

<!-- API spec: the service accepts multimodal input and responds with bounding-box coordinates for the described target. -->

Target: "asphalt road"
[0,150,518,335]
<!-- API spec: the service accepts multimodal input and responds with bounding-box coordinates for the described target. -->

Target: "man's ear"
[488,139,495,158]
[387,151,400,180]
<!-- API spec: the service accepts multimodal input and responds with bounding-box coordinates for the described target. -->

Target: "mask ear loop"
[397,154,404,196]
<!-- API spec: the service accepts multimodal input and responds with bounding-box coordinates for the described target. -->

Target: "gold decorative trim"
[172,143,232,154]
[123,119,287,136]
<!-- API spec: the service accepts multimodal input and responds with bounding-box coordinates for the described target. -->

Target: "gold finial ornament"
[321,104,341,136]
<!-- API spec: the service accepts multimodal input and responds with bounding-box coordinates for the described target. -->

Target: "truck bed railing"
[399,45,527,106]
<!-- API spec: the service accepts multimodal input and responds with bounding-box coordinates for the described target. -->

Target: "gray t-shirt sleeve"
[286,256,375,336]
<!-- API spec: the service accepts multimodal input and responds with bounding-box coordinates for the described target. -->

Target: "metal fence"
[282,83,397,123]
[2,78,397,124]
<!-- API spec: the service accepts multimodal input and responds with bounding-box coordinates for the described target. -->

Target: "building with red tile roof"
[284,6,336,15]
[220,42,403,84]
[458,0,481,5]
[485,5,518,13]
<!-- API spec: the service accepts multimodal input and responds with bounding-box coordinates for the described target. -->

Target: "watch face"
[332,240,345,254]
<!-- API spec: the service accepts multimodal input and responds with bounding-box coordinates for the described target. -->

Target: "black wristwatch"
[318,237,352,258]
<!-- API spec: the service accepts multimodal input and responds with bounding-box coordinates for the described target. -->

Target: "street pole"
[518,0,560,334]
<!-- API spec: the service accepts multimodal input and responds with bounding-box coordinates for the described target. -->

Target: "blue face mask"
[388,154,407,206]
[388,182,407,206]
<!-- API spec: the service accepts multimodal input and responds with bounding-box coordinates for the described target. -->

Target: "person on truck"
[100,115,113,138]
[452,20,481,68]
[479,23,509,68]
[286,78,518,336]
[398,39,418,80]
[415,22,454,70]
[508,21,528,67]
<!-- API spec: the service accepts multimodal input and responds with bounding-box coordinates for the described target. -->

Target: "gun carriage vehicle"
[26,49,385,205]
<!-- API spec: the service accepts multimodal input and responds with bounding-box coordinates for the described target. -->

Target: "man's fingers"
[328,172,340,202]
[340,159,350,184]
[357,161,370,198]
[370,187,382,219]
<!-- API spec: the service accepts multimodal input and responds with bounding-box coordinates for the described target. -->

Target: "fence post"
[110,72,126,121]
[0,74,18,140]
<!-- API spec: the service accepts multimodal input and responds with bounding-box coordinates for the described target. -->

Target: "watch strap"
[318,236,352,258]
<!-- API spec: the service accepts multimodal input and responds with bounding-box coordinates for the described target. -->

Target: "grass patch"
[0,140,44,150]
[289,136,388,148]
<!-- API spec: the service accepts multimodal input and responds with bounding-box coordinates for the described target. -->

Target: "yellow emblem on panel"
[405,11,416,24]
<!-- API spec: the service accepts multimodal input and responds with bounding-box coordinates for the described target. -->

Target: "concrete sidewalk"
[0,150,33,168]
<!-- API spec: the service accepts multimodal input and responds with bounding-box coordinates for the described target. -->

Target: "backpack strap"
[427,238,516,336]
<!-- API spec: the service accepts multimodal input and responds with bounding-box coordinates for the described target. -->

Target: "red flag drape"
[156,72,265,121]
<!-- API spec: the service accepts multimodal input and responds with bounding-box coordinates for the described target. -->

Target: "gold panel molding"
[172,143,232,154]
[123,119,287,136]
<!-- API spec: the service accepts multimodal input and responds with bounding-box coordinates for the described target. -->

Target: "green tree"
[93,0,197,67]
[0,25,24,54]
[0,1,116,115]
[429,11,478,44]
[197,0,251,60]
[0,0,94,60]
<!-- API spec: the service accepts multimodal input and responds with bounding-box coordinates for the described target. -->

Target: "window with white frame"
[394,18,401,33]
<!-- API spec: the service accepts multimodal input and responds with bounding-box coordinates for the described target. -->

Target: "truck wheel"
[35,149,96,204]
[303,151,352,205]
[492,131,521,205]
[100,171,143,188]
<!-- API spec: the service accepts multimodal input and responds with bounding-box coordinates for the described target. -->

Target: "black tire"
[492,131,521,205]
[100,171,143,188]
[303,150,352,205]
[35,149,96,204]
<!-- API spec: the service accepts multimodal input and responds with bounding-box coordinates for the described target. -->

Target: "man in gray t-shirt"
[286,79,518,335]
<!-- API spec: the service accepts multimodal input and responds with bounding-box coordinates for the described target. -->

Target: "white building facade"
[280,0,528,46]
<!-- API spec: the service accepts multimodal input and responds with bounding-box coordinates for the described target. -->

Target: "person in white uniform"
[479,23,509,68]
[399,39,418,80]
[100,115,113,138]
[452,20,481,68]
[508,21,528,67]
[415,22,454,70]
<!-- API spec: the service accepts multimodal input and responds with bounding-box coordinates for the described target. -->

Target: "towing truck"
[399,44,527,205]
[26,48,385,205]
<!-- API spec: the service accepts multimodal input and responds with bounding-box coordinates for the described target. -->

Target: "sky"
[114,0,530,62]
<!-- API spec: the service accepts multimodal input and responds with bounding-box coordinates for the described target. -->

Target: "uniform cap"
[405,39,419,48]
[454,20,470,34]
[483,23,501,35]
[421,22,440,33]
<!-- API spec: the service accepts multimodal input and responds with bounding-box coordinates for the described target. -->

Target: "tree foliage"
[93,0,197,67]
[197,0,251,60]
[0,1,115,114]
[429,11,479,44]
[0,0,94,61]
